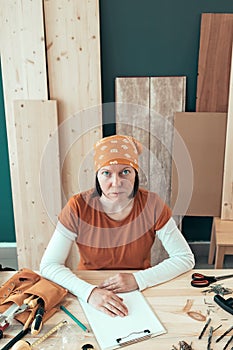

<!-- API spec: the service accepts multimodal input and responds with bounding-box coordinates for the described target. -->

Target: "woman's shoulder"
[73,188,96,200]
[68,188,97,209]
[137,187,163,202]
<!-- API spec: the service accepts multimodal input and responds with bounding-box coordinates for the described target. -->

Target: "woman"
[40,135,195,317]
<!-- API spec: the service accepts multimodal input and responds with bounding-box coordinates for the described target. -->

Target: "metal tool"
[191,272,233,288]
[214,294,233,315]
[0,295,39,339]
[11,320,67,350]
[207,326,213,350]
[31,298,44,335]
[216,325,233,343]
[1,311,36,350]
[0,303,28,324]
[198,317,211,339]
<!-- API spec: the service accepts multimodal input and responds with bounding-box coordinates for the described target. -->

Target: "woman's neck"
[99,195,134,220]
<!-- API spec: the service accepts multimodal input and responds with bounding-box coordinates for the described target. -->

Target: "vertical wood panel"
[115,77,150,188]
[221,47,233,220]
[0,1,48,266]
[150,77,186,205]
[196,13,233,112]
[13,100,61,269]
[44,0,102,202]
[115,77,186,265]
[171,112,227,217]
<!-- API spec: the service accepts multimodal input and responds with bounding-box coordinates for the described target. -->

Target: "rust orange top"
[59,188,172,270]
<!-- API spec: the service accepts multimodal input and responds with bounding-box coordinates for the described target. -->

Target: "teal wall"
[0,62,15,242]
[1,1,233,242]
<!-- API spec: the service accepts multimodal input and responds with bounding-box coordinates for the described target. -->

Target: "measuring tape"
[32,320,67,348]
[11,320,68,350]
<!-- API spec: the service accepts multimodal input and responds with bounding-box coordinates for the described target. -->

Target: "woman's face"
[97,164,136,201]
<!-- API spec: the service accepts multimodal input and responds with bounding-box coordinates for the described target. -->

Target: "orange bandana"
[94,135,142,172]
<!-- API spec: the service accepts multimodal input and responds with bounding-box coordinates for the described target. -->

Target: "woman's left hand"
[98,273,138,293]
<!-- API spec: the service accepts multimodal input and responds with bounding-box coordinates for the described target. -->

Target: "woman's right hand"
[87,287,128,317]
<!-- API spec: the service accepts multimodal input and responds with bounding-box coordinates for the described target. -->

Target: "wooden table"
[1,269,233,350]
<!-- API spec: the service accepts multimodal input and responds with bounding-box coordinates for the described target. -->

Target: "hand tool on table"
[11,320,67,350]
[198,317,211,339]
[0,322,9,339]
[214,294,233,315]
[216,325,233,343]
[0,295,39,340]
[0,303,29,325]
[0,303,28,340]
[191,272,233,288]
[1,312,35,350]
[30,298,44,335]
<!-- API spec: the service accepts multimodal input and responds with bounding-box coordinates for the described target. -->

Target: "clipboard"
[79,290,166,350]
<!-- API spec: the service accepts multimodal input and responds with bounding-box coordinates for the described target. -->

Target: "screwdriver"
[31,298,45,335]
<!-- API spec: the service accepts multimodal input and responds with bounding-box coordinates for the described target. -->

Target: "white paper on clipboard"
[79,290,166,350]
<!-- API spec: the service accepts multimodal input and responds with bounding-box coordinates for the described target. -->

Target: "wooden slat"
[196,13,233,112]
[115,77,186,265]
[171,112,227,217]
[150,77,186,205]
[115,77,150,188]
[13,100,61,270]
[0,1,48,266]
[221,46,233,220]
[44,0,102,202]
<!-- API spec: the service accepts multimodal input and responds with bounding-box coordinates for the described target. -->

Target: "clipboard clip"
[116,329,151,346]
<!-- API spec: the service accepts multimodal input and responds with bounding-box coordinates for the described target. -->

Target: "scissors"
[191,273,233,288]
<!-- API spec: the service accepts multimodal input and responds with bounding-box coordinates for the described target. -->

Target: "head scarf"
[94,135,142,172]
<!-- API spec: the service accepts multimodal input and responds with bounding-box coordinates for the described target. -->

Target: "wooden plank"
[13,100,61,270]
[196,13,233,112]
[115,77,150,188]
[150,77,186,205]
[171,112,227,217]
[44,0,102,202]
[221,46,233,220]
[0,1,48,266]
[115,77,185,265]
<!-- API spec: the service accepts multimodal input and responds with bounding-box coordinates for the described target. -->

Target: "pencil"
[60,305,89,333]
[216,325,233,342]
[198,317,211,339]
[223,335,233,350]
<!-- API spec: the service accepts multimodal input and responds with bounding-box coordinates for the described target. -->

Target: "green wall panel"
[0,61,15,242]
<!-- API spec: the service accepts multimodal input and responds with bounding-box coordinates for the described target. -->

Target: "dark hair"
[95,170,139,198]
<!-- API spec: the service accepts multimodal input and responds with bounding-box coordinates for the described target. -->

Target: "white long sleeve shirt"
[40,217,195,302]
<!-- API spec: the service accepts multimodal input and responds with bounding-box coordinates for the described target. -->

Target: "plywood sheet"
[171,112,227,217]
[150,77,186,205]
[0,1,48,267]
[196,13,233,112]
[115,77,150,188]
[221,46,233,220]
[44,0,102,202]
[13,100,61,269]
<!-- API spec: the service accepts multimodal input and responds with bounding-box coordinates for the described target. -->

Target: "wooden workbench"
[1,270,233,349]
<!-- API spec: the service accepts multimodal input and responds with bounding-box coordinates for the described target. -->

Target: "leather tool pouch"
[0,268,68,325]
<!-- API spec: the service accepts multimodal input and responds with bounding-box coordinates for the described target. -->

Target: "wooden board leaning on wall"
[115,76,186,265]
[221,46,233,220]
[1,1,48,268]
[171,112,227,217]
[13,100,61,270]
[115,76,186,206]
[196,13,233,113]
[44,0,102,204]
